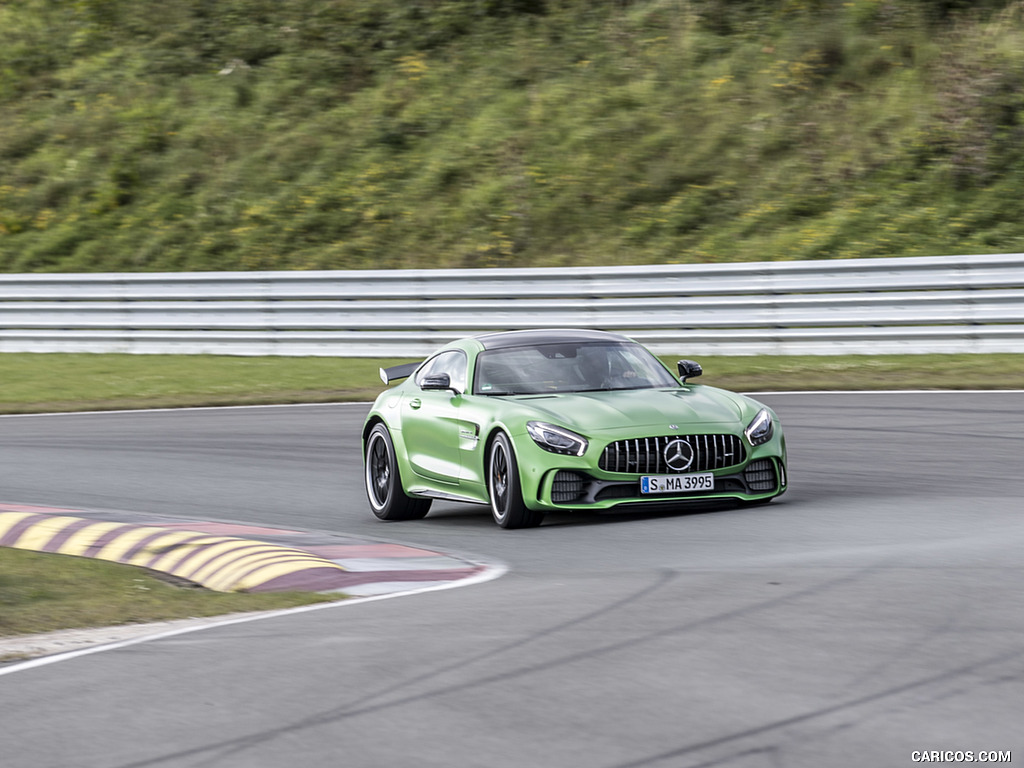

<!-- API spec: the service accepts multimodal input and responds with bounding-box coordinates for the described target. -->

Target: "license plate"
[640,473,714,494]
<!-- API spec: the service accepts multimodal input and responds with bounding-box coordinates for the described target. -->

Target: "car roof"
[473,329,632,350]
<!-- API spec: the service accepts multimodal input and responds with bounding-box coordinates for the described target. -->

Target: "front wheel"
[488,432,544,529]
[364,423,431,521]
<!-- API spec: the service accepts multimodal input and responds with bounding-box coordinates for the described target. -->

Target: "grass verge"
[0,353,408,413]
[668,354,1024,392]
[1,353,1023,415]
[0,547,337,650]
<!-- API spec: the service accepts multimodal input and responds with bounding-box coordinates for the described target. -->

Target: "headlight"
[744,409,774,446]
[526,422,588,456]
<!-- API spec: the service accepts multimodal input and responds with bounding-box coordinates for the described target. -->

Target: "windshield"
[473,341,678,395]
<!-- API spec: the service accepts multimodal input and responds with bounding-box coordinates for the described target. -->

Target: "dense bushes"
[2,0,1024,272]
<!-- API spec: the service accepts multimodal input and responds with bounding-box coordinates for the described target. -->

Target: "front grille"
[744,459,777,492]
[551,470,587,503]
[599,434,746,474]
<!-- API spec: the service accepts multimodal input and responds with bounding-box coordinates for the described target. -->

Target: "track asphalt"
[0,501,489,596]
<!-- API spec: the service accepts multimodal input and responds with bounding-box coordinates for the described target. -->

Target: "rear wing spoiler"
[379,361,421,385]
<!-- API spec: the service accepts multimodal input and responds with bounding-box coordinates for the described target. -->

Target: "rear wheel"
[364,423,431,521]
[488,432,544,529]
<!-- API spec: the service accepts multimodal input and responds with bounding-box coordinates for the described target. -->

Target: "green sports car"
[363,329,787,529]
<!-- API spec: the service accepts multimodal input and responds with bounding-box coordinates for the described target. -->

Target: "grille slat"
[600,434,746,474]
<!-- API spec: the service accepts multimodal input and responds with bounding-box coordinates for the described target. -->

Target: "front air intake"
[551,471,587,503]
[743,459,777,492]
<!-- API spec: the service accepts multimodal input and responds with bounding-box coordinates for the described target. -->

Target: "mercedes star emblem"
[663,438,695,472]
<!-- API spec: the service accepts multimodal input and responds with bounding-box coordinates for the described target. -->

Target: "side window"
[414,350,468,393]
[414,355,441,386]
[447,352,468,392]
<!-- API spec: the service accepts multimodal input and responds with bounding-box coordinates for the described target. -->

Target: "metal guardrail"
[1,253,1023,356]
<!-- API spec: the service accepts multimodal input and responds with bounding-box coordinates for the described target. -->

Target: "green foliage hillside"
[2,0,1024,272]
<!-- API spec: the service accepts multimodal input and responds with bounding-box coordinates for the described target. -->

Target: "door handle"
[409,398,422,410]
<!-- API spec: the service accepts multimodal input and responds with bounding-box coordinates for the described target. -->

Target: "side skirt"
[408,488,490,506]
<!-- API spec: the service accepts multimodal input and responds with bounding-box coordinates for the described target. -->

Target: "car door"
[401,350,469,485]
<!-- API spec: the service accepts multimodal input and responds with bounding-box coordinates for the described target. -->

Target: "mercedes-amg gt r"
[363,329,787,528]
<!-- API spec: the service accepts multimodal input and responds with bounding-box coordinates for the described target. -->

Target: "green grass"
[0,353,410,413]
[1,352,1022,415]
[0,547,336,645]
[4,1,1024,272]
[666,354,1024,392]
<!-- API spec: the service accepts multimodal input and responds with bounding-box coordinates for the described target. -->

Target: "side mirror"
[677,360,703,384]
[420,373,455,392]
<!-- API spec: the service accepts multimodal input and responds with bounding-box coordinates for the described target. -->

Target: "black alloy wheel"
[488,432,543,529]
[364,423,430,521]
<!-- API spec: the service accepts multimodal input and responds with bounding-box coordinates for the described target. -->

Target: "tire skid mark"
[604,647,1024,768]
[89,566,892,768]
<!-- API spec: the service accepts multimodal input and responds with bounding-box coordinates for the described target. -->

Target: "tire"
[488,432,544,529]
[364,423,431,521]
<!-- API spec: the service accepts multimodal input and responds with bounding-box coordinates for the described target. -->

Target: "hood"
[509,386,753,434]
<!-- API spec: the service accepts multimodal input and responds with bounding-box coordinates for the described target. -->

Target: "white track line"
[0,559,507,677]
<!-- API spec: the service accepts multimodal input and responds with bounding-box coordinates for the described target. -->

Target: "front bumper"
[529,455,787,511]
[511,422,788,513]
